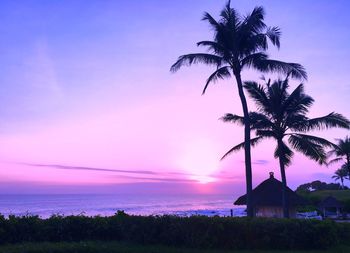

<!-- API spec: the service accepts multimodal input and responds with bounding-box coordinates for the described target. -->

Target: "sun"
[178,139,219,184]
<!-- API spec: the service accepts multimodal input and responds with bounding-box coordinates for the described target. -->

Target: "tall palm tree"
[332,166,348,189]
[170,1,306,217]
[328,136,350,178]
[221,78,350,217]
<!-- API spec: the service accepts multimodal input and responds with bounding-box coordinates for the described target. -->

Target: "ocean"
[0,194,245,218]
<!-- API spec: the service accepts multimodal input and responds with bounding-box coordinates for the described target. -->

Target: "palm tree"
[328,136,350,179]
[170,1,306,217]
[332,166,348,189]
[221,78,350,217]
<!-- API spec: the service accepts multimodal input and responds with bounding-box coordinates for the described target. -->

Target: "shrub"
[0,214,348,250]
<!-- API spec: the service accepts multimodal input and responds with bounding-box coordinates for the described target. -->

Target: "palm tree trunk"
[235,73,253,218]
[347,155,350,180]
[341,178,344,189]
[277,139,289,218]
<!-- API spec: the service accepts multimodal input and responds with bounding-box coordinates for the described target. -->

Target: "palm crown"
[222,77,349,218]
[222,78,350,165]
[332,166,349,189]
[170,1,307,94]
[328,136,350,177]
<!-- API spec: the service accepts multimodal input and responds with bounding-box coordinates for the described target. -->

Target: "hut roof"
[234,172,307,207]
[318,196,344,208]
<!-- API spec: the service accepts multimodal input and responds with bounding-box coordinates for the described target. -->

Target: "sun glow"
[178,139,219,184]
[190,175,216,184]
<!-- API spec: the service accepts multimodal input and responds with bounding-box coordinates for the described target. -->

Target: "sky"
[0,0,349,195]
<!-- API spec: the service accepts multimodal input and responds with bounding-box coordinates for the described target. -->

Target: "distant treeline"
[296,180,349,192]
[295,181,350,212]
[0,212,350,250]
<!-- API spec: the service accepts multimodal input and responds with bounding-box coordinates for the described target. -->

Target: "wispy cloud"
[16,162,241,183]
[112,175,197,183]
[253,159,270,165]
[240,159,270,165]
[20,163,158,175]
[22,163,203,183]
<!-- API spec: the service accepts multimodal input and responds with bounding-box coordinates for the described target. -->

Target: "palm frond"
[249,112,273,129]
[254,59,308,80]
[222,111,273,130]
[285,114,309,131]
[288,134,335,148]
[240,6,266,34]
[242,33,269,53]
[332,175,339,180]
[220,1,240,29]
[170,54,223,72]
[256,129,276,138]
[241,52,268,68]
[197,41,226,56]
[243,81,270,112]
[221,137,263,160]
[341,162,350,172]
[332,137,350,157]
[327,157,344,166]
[282,83,314,116]
[221,113,244,125]
[266,26,281,49]
[202,12,221,30]
[202,66,231,94]
[327,149,338,157]
[306,112,350,131]
[243,27,281,53]
[333,166,348,180]
[266,79,289,116]
[288,134,327,164]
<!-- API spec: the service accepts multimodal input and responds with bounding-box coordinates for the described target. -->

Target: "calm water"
[0,194,245,218]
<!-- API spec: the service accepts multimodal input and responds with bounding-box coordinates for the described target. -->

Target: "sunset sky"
[0,0,349,195]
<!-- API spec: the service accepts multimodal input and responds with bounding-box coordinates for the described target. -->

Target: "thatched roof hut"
[318,196,343,209]
[234,172,307,218]
[318,196,344,217]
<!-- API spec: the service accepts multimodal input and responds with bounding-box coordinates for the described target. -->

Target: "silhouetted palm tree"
[332,166,348,189]
[170,1,306,217]
[221,78,350,217]
[328,136,350,179]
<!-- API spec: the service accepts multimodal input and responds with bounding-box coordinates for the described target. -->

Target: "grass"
[0,241,349,253]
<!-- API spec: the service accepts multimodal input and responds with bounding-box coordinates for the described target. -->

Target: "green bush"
[0,214,349,250]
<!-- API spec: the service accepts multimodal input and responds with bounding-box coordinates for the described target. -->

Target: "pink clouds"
[0,71,348,192]
[0,0,349,194]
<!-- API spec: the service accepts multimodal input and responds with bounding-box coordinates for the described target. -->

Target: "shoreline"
[0,207,246,219]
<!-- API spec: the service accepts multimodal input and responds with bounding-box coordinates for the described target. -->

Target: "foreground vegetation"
[1,213,350,250]
[1,241,350,253]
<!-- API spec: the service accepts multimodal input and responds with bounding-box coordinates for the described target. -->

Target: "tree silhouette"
[222,77,350,217]
[170,1,306,217]
[332,166,348,189]
[328,136,350,179]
